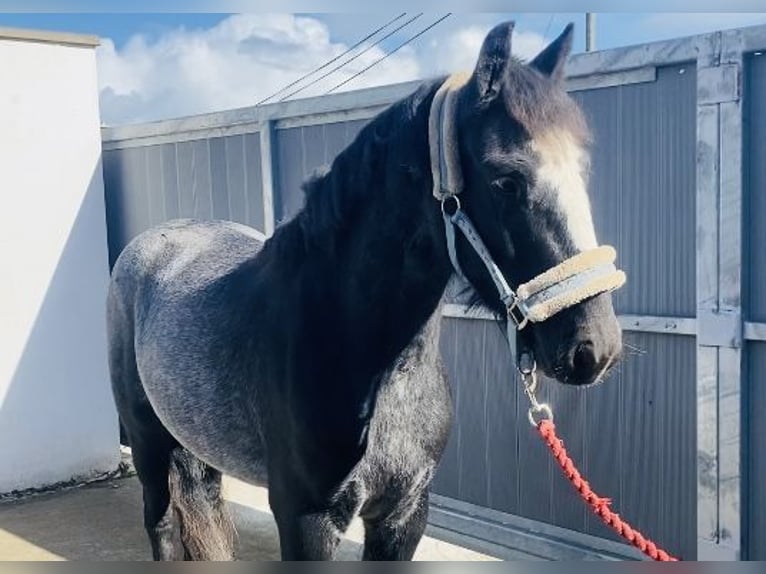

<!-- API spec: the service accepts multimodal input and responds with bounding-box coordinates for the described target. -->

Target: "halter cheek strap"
[429,73,626,363]
[430,72,472,281]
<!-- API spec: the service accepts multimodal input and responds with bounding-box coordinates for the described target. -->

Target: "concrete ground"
[0,473,497,561]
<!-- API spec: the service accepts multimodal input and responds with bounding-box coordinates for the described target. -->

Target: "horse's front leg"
[268,486,343,560]
[268,466,362,561]
[273,508,342,560]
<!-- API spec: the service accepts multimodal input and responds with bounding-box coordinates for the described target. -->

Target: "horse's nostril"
[571,341,597,377]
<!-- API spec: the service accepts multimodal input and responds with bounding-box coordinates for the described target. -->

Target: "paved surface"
[0,475,497,561]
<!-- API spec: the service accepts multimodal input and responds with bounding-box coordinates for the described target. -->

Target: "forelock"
[503,62,591,146]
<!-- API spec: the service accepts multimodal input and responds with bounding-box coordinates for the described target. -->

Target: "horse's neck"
[275,82,453,374]
[338,92,452,361]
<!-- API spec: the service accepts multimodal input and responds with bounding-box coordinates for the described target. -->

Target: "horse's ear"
[472,21,514,101]
[529,23,574,82]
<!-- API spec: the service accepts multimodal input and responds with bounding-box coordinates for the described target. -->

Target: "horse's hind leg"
[108,290,235,561]
[127,431,183,560]
[109,324,182,558]
[169,449,238,561]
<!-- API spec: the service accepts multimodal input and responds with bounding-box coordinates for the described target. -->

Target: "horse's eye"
[491,172,527,197]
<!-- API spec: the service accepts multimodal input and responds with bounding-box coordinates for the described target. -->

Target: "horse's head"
[449,22,622,386]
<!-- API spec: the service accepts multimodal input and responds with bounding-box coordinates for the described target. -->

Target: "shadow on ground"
[0,475,364,561]
[0,475,494,561]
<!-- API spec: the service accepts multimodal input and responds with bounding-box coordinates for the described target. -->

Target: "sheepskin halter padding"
[429,71,471,201]
[516,246,626,324]
[428,73,626,330]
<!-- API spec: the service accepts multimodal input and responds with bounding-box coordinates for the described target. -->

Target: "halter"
[428,73,626,410]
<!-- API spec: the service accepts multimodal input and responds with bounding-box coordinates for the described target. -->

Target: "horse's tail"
[168,448,238,560]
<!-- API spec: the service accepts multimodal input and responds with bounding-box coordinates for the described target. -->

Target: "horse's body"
[108,22,623,561]
[110,217,452,559]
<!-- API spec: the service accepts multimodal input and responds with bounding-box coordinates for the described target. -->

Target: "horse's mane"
[266,63,588,263]
[266,78,445,261]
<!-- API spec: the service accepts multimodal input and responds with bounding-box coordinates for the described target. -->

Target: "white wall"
[0,31,119,492]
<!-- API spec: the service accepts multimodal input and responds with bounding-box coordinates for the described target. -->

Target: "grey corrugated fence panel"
[747,343,766,560]
[273,120,369,226]
[435,318,697,560]
[571,63,697,318]
[745,53,766,560]
[102,132,264,267]
[746,53,766,322]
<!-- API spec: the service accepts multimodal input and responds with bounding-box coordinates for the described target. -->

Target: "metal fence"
[101,24,766,561]
[745,49,766,562]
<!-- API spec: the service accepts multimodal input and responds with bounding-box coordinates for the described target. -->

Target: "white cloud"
[96,14,421,125]
[96,14,548,126]
[423,25,546,75]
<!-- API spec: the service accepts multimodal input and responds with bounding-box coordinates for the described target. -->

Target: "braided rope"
[537,419,679,562]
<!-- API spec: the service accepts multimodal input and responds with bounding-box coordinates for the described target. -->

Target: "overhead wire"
[276,12,425,103]
[325,13,452,95]
[254,12,409,106]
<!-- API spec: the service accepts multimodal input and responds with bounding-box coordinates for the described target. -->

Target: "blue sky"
[0,13,230,48]
[3,12,765,125]
[5,12,766,51]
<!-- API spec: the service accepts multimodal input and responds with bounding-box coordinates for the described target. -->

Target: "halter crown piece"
[428,73,627,363]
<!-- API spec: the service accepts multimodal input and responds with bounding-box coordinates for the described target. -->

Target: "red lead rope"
[536,419,679,562]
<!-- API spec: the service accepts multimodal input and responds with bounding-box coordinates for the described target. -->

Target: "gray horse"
[107,22,622,561]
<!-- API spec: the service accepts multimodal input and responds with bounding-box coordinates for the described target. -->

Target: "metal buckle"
[440,195,461,218]
[520,368,553,427]
[517,353,553,427]
[518,351,536,376]
[528,402,554,427]
[507,298,529,330]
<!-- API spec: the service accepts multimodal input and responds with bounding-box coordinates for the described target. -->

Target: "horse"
[106,21,623,561]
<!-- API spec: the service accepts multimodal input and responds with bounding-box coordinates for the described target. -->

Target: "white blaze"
[531,130,598,251]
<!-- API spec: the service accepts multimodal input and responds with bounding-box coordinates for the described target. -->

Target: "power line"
[276,12,424,103]
[254,12,408,106]
[277,12,424,103]
[325,13,452,95]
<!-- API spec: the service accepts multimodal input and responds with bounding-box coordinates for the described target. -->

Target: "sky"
[2,11,766,126]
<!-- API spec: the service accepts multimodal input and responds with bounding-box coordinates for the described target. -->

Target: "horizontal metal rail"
[442,303,696,336]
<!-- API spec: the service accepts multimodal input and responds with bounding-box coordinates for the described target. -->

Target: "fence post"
[695,29,745,561]
[260,119,276,236]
